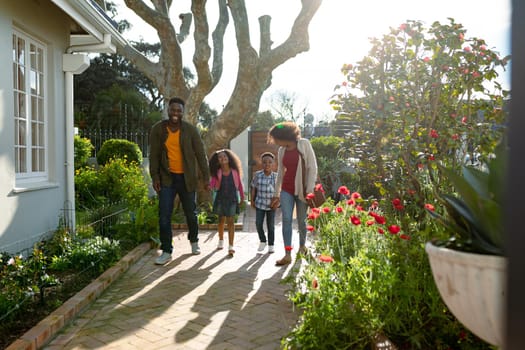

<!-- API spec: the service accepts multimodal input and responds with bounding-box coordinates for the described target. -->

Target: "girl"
[209,149,245,256]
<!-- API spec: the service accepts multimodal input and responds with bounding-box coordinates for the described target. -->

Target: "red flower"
[378,228,385,234]
[322,207,331,213]
[430,129,439,138]
[338,186,350,195]
[351,192,361,199]
[452,134,459,140]
[388,225,401,234]
[350,216,361,225]
[391,198,402,206]
[315,183,325,192]
[424,203,435,211]
[306,192,315,200]
[394,204,405,211]
[307,225,315,232]
[428,154,435,161]
[366,220,375,226]
[308,212,320,220]
[319,255,334,263]
[312,208,321,214]
[347,199,355,206]
[400,234,410,240]
[374,215,386,225]
[335,206,343,213]
[355,205,364,211]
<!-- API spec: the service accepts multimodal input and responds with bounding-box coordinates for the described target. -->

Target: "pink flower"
[347,199,355,206]
[351,192,361,199]
[366,220,375,226]
[322,207,331,213]
[355,205,364,211]
[319,255,334,263]
[307,225,315,232]
[424,203,435,211]
[306,192,315,200]
[461,116,468,124]
[315,183,325,192]
[463,46,472,52]
[338,186,350,195]
[335,206,343,213]
[423,56,430,63]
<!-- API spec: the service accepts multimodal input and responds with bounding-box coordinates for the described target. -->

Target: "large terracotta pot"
[425,242,506,347]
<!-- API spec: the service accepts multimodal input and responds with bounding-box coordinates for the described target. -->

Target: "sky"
[113,0,512,122]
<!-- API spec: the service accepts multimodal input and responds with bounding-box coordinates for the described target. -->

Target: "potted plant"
[425,142,506,347]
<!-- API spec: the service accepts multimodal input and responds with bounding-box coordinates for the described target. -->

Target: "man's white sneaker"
[155,252,172,265]
[217,239,224,250]
[191,242,201,255]
[268,245,275,253]
[258,242,267,252]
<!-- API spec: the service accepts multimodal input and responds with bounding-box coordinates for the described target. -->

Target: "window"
[12,30,46,183]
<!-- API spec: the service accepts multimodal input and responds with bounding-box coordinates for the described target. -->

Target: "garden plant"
[284,19,508,349]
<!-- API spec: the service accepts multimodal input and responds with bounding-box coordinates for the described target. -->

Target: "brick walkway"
[42,207,303,350]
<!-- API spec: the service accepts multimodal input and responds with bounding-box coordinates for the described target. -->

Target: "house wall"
[230,128,250,196]
[0,1,70,254]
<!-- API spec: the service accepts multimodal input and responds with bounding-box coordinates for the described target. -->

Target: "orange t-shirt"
[165,128,184,173]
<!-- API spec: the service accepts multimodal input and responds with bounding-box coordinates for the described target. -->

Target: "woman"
[268,122,318,266]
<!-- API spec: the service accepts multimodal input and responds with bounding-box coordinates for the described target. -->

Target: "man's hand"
[153,181,161,193]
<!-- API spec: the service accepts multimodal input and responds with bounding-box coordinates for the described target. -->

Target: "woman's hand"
[270,196,280,209]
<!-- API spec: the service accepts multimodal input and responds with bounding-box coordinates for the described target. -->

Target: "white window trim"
[12,28,48,185]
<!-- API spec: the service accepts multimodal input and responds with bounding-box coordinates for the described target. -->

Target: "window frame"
[12,29,48,185]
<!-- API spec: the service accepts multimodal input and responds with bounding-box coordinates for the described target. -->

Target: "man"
[149,97,210,265]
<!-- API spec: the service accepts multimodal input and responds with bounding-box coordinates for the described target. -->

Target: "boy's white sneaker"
[258,242,267,252]
[268,245,275,253]
[191,242,201,255]
[217,239,224,250]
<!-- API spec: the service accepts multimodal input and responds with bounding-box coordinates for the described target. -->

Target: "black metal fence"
[79,129,150,157]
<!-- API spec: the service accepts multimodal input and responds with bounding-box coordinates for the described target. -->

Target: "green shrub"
[283,188,489,349]
[96,139,142,166]
[74,135,94,169]
[75,158,148,210]
[49,236,121,273]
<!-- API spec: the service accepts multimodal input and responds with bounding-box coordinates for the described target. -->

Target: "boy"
[250,152,278,253]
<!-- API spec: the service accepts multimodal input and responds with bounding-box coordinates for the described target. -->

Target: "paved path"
[43,207,303,350]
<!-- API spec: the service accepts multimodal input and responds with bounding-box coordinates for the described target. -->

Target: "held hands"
[270,196,280,209]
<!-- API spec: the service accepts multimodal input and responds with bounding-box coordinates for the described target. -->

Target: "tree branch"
[210,0,229,89]
[261,0,322,72]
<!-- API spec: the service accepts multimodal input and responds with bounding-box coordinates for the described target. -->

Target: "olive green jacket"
[148,119,210,192]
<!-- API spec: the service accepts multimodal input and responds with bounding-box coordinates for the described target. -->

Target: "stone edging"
[5,242,152,350]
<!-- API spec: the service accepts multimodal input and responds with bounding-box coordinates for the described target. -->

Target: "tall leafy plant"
[330,19,509,205]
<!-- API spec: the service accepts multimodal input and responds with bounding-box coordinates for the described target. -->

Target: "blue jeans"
[158,173,198,253]
[280,190,307,250]
[255,208,275,245]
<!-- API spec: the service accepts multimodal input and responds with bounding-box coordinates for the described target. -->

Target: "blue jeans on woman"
[255,208,275,245]
[158,173,199,254]
[279,190,307,250]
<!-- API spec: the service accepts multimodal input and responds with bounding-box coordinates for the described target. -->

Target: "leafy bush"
[75,158,148,210]
[49,236,121,273]
[96,138,142,166]
[74,135,94,169]
[283,187,489,349]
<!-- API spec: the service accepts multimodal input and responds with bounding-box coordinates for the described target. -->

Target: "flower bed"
[282,186,490,349]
